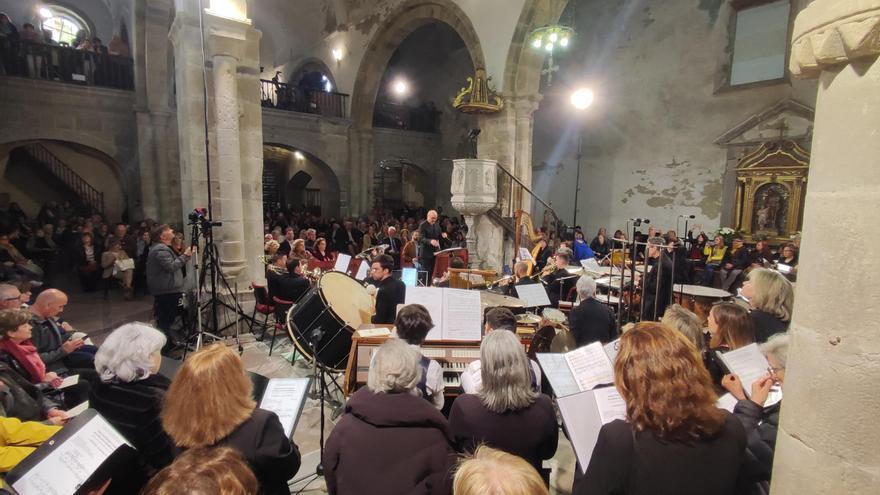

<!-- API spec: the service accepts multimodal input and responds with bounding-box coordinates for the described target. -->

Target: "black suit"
[418,221,442,282]
[568,298,617,347]
[218,408,302,495]
[274,272,311,304]
[382,236,402,270]
[575,415,746,495]
[542,268,575,307]
[641,252,674,321]
[372,276,406,324]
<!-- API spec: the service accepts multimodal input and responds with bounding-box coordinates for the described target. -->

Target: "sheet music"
[603,339,621,363]
[518,247,533,261]
[564,342,615,392]
[557,390,609,474]
[13,414,129,495]
[441,289,482,341]
[354,260,368,281]
[405,287,445,341]
[536,353,581,397]
[258,377,311,438]
[717,344,770,398]
[58,374,79,389]
[515,283,551,308]
[593,387,627,424]
[333,254,351,273]
[716,393,738,413]
[580,258,602,273]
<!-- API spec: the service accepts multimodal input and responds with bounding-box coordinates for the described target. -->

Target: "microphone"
[628,218,650,223]
[678,214,696,219]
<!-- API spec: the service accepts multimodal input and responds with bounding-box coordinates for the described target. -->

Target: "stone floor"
[64,282,577,494]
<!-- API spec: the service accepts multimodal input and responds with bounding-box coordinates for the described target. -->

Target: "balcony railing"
[0,38,134,91]
[260,79,348,118]
[373,101,441,133]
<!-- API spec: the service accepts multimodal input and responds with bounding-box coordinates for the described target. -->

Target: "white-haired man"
[568,276,618,348]
[0,284,21,311]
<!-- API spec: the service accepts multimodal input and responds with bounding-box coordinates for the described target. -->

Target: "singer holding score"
[418,210,444,285]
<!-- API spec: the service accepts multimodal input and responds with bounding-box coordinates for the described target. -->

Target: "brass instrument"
[530,255,557,280]
[260,255,287,275]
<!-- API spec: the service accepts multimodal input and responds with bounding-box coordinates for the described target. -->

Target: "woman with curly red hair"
[574,322,746,495]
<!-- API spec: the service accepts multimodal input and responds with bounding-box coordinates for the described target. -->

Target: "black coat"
[568,299,617,347]
[749,310,788,343]
[324,388,456,495]
[89,374,175,471]
[372,276,406,325]
[448,394,558,474]
[733,399,780,494]
[641,252,674,321]
[575,414,746,495]
[0,362,55,421]
[273,273,311,304]
[418,221,442,265]
[218,408,302,495]
[543,268,576,307]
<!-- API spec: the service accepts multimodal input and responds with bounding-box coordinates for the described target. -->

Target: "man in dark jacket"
[640,237,674,322]
[418,210,443,285]
[568,276,617,347]
[370,254,406,325]
[29,289,96,372]
[719,236,750,291]
[274,257,311,304]
[146,224,191,350]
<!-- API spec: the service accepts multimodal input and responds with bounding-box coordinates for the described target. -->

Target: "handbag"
[113,257,135,276]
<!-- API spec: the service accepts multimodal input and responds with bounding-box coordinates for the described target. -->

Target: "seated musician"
[460,308,542,394]
[590,229,611,261]
[370,254,406,325]
[394,304,444,409]
[505,261,538,297]
[265,253,287,298]
[434,256,466,288]
[572,230,595,264]
[541,249,576,307]
[568,276,617,348]
[274,257,311,305]
[448,330,558,478]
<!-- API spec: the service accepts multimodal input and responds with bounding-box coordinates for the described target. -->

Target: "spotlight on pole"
[570,87,595,110]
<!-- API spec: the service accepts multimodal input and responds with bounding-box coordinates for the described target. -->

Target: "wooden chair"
[249,284,275,341]
[270,296,294,357]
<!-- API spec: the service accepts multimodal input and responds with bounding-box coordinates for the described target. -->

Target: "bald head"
[32,289,68,318]
[0,284,21,311]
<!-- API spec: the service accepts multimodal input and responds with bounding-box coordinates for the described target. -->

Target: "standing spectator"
[146,225,192,353]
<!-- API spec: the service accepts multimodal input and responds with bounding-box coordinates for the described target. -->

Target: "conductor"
[417,210,444,285]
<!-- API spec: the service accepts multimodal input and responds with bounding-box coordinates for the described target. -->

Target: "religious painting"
[751,183,789,236]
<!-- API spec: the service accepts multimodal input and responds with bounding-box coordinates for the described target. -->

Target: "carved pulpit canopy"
[734,140,810,243]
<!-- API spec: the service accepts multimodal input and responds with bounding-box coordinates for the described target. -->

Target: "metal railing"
[0,38,134,90]
[494,163,562,240]
[260,79,348,118]
[23,143,104,216]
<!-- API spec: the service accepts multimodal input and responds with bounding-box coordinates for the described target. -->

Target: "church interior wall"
[531,0,818,237]
[0,0,132,43]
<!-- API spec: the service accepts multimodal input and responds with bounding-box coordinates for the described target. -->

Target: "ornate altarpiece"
[733,140,809,243]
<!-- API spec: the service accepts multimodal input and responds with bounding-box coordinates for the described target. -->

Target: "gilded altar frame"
[734,140,809,244]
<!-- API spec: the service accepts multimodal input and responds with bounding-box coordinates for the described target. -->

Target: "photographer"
[146,224,192,355]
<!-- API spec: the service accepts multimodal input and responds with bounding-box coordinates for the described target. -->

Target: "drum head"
[318,271,374,329]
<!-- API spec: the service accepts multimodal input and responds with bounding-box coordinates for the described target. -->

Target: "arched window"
[41,8,89,45]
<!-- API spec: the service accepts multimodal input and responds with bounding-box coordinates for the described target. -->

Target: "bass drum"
[286,271,374,372]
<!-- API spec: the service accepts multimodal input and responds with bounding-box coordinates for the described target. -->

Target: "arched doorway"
[262,144,341,219]
[0,140,128,222]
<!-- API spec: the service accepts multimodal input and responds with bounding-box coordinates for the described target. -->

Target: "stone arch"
[349,0,487,131]
[287,57,338,91]
[502,0,567,98]
[263,143,342,218]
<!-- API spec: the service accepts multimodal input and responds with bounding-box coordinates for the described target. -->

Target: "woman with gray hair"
[661,304,703,350]
[722,333,789,494]
[89,322,175,472]
[449,330,558,479]
[323,338,455,494]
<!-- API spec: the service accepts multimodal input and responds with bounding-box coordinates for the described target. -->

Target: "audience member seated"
[568,276,617,348]
[0,350,67,425]
[161,344,301,495]
[704,303,755,386]
[572,230,595,264]
[461,308,542,395]
[263,240,280,257]
[719,236,750,291]
[90,323,175,472]
[312,237,333,262]
[741,268,793,343]
[323,339,455,495]
[29,289,97,372]
[273,257,310,304]
[74,232,102,291]
[773,243,799,275]
[101,238,135,300]
[141,447,258,495]
[722,334,788,494]
[449,330,558,478]
[291,238,312,260]
[0,284,21,310]
[660,304,703,351]
[748,240,772,269]
[574,322,746,495]
[0,416,60,474]
[700,235,727,286]
[453,446,549,495]
[0,230,43,281]
[0,308,90,408]
[590,229,611,261]
[395,304,444,409]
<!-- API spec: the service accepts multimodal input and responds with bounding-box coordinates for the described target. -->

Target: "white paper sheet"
[12,414,129,495]
[518,247,533,261]
[354,260,368,281]
[564,341,615,392]
[536,353,581,397]
[515,283,552,308]
[333,254,351,273]
[603,339,621,363]
[557,389,617,475]
[66,401,89,418]
[593,387,627,424]
[580,258,602,273]
[441,289,482,341]
[58,375,79,390]
[716,393,738,413]
[717,344,770,398]
[259,377,311,438]
[405,287,445,341]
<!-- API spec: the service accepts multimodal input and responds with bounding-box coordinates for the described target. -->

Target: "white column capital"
[790,0,880,78]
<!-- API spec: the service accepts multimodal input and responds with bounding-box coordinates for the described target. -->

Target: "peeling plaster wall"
[531,0,818,236]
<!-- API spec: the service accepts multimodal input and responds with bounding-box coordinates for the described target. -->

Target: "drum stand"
[305,327,344,477]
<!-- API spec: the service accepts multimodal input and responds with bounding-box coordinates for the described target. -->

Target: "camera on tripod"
[188,207,222,233]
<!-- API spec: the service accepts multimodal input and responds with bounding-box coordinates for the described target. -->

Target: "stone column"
[771,2,880,494]
[513,94,542,213]
[451,159,498,268]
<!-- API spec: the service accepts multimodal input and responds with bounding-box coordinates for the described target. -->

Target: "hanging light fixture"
[529,22,575,86]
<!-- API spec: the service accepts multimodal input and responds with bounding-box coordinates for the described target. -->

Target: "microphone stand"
[628,222,640,323]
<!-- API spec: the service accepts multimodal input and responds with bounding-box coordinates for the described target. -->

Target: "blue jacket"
[572,239,595,263]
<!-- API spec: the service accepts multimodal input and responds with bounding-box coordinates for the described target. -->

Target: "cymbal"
[479,291,526,308]
[516,313,542,325]
[550,331,577,353]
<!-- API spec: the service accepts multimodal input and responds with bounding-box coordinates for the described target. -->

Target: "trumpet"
[531,256,558,280]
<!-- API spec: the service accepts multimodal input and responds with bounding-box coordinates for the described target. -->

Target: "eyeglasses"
[1,296,21,302]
